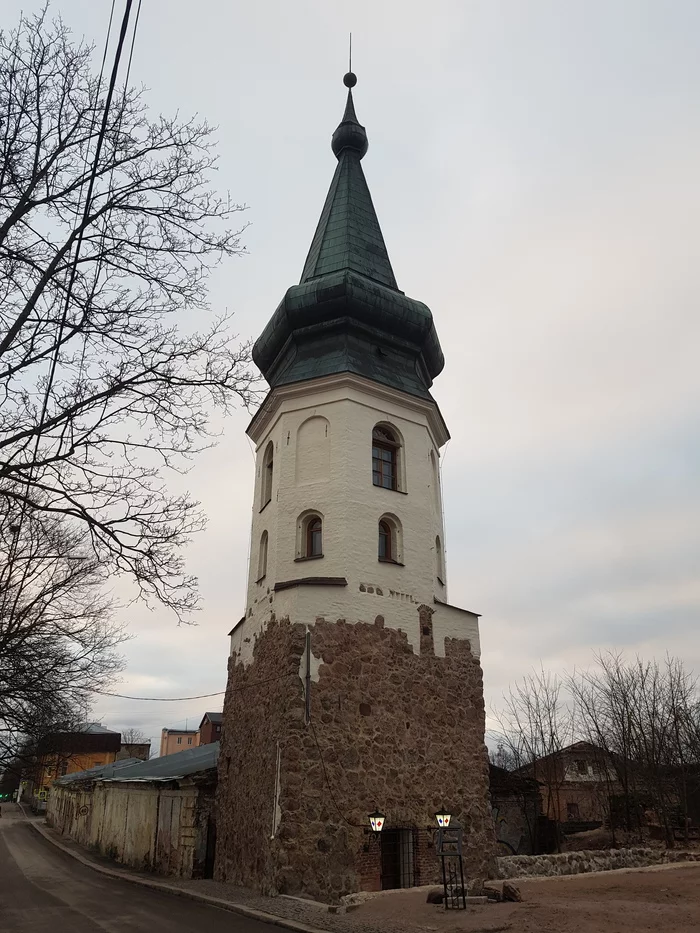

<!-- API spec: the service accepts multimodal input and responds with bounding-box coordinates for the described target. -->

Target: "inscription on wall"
[359,584,418,603]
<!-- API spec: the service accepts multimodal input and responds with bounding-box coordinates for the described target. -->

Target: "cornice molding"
[274,576,348,593]
[247,372,450,449]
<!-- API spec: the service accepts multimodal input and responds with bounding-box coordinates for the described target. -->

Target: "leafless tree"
[0,9,255,618]
[491,666,573,849]
[489,742,518,772]
[569,652,700,846]
[0,503,125,769]
[120,727,149,746]
[496,653,700,850]
[568,653,644,843]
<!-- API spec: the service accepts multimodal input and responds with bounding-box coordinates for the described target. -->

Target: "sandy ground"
[350,864,700,933]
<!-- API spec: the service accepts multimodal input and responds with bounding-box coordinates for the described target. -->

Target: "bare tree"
[0,9,255,618]
[120,727,149,746]
[569,652,700,846]
[491,666,573,849]
[568,653,643,843]
[0,503,125,769]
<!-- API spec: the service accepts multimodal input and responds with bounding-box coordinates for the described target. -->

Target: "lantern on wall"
[368,809,386,834]
[434,806,451,828]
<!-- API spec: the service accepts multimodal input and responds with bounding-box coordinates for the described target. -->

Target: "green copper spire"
[300,73,398,290]
[252,73,445,403]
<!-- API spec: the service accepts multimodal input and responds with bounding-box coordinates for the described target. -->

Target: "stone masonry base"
[215,611,496,901]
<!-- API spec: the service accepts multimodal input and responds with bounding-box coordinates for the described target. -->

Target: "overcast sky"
[10,1,700,752]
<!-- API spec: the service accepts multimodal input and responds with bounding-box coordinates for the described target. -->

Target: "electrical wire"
[78,0,142,379]
[94,670,298,701]
[95,689,226,701]
[308,716,361,828]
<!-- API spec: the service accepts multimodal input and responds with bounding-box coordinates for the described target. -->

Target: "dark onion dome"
[252,74,445,404]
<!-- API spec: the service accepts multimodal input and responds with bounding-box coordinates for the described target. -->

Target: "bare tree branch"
[0,10,257,617]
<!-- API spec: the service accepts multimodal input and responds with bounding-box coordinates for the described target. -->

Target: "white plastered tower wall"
[216,72,495,901]
[230,372,480,666]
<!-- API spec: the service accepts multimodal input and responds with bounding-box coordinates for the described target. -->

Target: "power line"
[96,689,225,702]
[94,671,297,702]
[76,0,141,382]
[309,716,361,828]
[0,0,133,359]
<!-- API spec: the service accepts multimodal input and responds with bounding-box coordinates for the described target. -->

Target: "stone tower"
[216,73,495,900]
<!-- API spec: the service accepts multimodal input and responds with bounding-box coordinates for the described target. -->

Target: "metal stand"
[436,826,467,909]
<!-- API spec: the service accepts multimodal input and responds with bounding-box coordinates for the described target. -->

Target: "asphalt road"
[0,802,282,932]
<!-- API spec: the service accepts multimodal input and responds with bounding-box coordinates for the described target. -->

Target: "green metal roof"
[300,92,397,289]
[253,74,444,401]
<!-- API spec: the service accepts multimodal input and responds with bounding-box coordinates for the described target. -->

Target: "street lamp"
[434,806,452,828]
[368,809,386,835]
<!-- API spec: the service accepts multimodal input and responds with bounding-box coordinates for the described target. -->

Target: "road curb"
[28,820,331,933]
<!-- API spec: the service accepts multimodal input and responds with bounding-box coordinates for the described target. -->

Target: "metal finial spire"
[344,33,357,88]
[334,35,364,157]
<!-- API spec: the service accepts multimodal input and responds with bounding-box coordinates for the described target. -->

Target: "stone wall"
[215,611,496,901]
[498,847,700,879]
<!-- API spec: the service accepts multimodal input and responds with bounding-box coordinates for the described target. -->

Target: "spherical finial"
[343,72,357,88]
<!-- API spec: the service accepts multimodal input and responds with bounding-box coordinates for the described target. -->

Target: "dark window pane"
[372,437,397,491]
[379,522,391,560]
[308,518,322,557]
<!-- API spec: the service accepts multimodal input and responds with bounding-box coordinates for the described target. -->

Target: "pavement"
[0,802,327,933]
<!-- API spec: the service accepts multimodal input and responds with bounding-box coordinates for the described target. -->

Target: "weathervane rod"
[349,32,352,73]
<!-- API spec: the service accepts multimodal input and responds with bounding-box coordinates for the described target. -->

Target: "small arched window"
[261,442,274,508]
[372,425,400,490]
[378,514,402,564]
[257,531,268,581]
[307,517,323,557]
[378,520,392,561]
[436,535,445,583]
[296,511,324,560]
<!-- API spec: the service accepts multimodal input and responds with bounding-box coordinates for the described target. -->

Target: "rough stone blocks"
[215,610,496,901]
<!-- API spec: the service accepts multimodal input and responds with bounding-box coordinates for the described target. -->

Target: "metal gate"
[380,828,417,889]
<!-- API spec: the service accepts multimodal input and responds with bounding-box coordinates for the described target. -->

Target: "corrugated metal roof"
[55,741,219,785]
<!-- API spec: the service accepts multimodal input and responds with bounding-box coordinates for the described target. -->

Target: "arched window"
[261,442,274,508]
[257,531,268,581]
[372,425,400,490]
[378,520,392,561]
[296,511,324,560]
[436,535,445,583]
[378,514,402,564]
[307,517,323,557]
